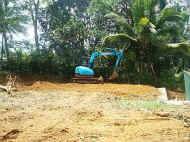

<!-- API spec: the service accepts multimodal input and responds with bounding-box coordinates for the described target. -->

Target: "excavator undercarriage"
[72,74,104,84]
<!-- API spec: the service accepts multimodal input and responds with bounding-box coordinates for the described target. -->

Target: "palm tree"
[0,0,27,60]
[103,0,189,77]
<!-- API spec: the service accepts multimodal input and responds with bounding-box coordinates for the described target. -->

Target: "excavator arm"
[89,48,124,69]
[88,48,124,80]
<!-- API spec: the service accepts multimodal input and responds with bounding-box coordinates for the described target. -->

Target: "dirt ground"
[18,82,161,100]
[0,82,190,142]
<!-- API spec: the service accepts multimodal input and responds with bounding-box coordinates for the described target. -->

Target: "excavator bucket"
[109,70,119,80]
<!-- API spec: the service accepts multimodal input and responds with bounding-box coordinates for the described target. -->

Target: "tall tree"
[24,0,40,49]
[0,0,26,60]
[23,0,66,50]
[39,0,90,66]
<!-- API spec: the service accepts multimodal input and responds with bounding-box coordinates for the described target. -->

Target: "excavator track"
[72,75,104,84]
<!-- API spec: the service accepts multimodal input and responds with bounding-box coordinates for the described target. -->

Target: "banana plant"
[103,0,189,75]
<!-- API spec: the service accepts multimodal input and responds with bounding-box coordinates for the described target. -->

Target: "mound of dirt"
[17,82,160,100]
[29,81,59,89]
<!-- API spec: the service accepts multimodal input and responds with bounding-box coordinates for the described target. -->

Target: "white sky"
[13,24,34,43]
[12,0,33,42]
[12,0,51,44]
[167,0,189,7]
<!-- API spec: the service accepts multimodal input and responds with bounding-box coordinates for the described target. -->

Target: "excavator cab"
[75,66,95,76]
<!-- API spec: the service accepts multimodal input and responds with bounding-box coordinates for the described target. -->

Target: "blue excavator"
[73,48,124,83]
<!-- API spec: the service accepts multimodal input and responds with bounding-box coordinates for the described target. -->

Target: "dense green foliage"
[100,0,190,87]
[0,0,190,90]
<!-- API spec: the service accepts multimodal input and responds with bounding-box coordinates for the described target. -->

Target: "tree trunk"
[34,19,39,49]
[30,0,40,50]
[3,32,9,60]
[34,0,40,50]
[1,0,9,60]
[1,34,4,60]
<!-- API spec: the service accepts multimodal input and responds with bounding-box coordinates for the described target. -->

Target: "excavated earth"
[0,82,190,142]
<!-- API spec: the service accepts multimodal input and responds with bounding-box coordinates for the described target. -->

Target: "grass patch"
[118,100,175,111]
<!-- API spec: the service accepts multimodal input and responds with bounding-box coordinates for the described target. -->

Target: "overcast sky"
[13,24,34,44]
[13,0,51,44]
